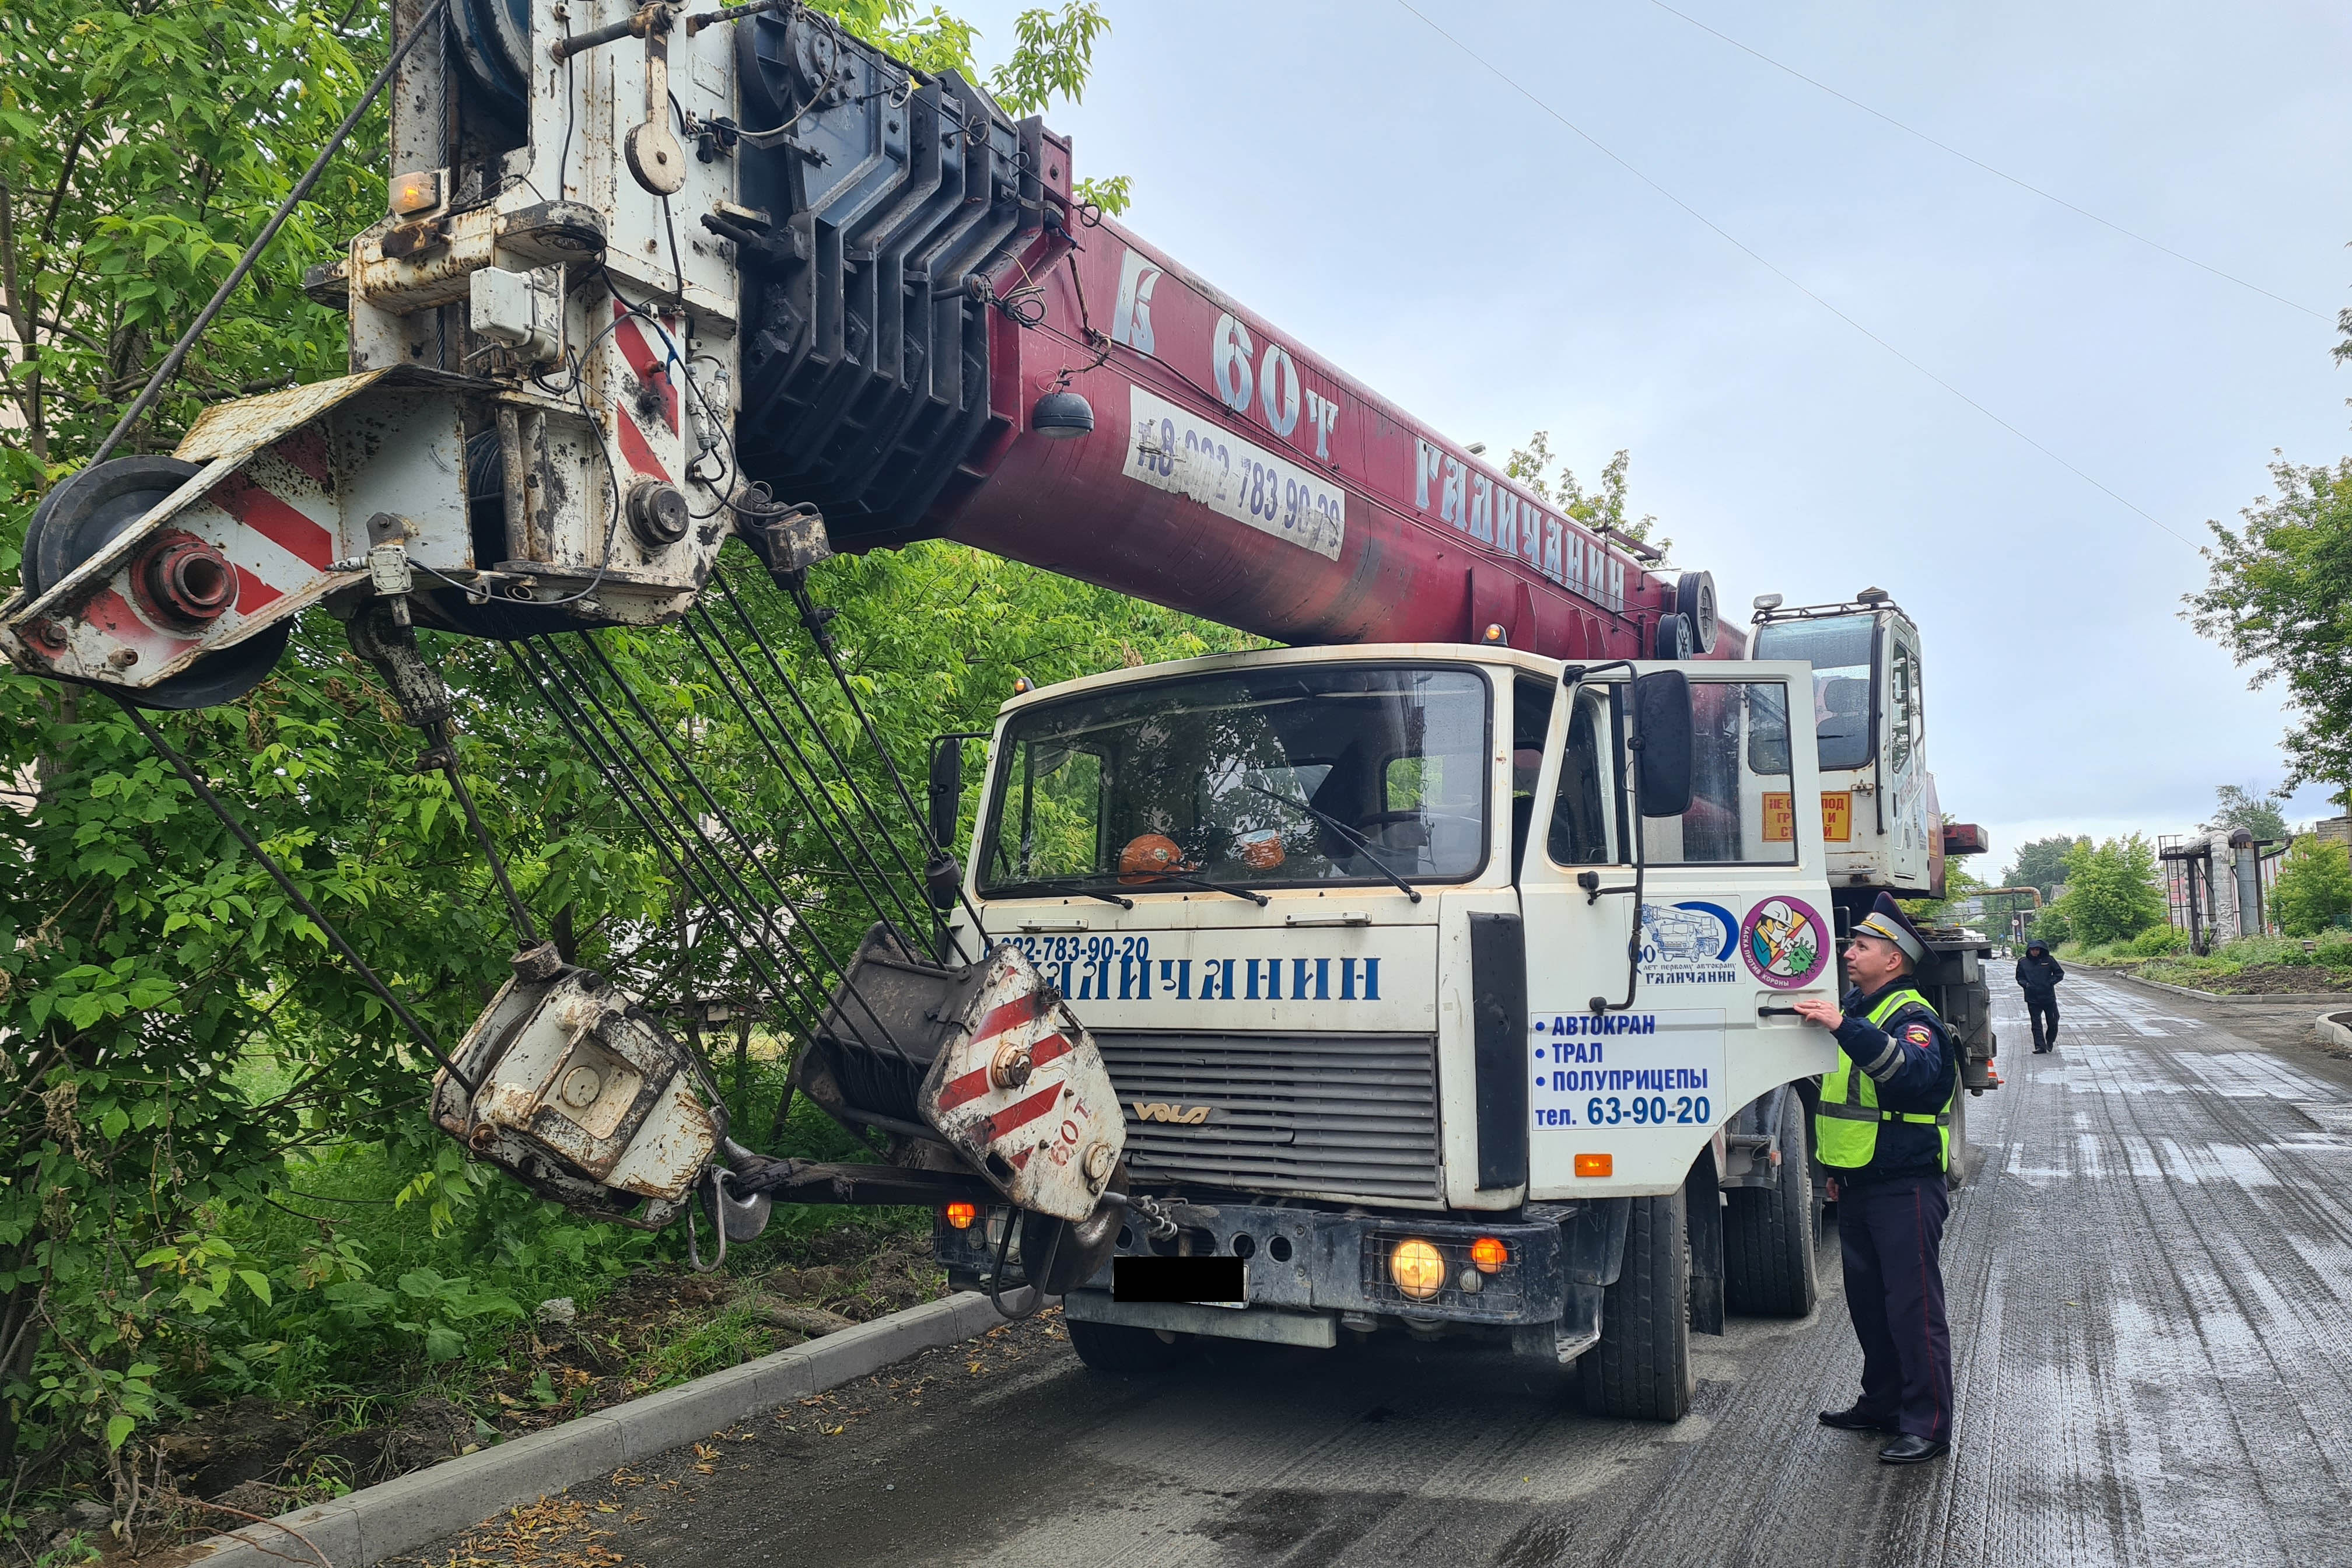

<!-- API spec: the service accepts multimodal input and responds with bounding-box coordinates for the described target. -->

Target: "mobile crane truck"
[1,1,1994,1422]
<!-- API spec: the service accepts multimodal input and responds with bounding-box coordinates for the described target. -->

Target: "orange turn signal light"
[1469,1236,1508,1273]
[944,1201,978,1229]
[1574,1153,1613,1178]
[389,168,443,215]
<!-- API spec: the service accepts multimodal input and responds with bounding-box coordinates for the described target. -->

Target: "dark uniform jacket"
[2014,950,2064,995]
[1829,981,1957,1184]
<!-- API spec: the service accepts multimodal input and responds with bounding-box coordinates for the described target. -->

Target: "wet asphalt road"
[408,974,2352,1568]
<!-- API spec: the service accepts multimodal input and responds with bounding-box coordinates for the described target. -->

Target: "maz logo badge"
[1133,1101,1214,1125]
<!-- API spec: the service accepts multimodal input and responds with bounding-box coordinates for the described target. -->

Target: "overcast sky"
[951,0,2352,871]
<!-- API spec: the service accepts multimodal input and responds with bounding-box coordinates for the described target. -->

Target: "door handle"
[1757,1005,1803,1017]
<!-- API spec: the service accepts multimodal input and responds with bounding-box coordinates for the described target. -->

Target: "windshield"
[979,665,1490,895]
[1752,614,1875,769]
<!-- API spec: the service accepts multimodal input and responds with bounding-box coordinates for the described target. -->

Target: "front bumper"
[935,1202,1568,1327]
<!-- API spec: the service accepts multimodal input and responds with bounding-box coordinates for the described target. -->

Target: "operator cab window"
[1635,680,1797,866]
[1751,613,1874,770]
[1512,677,1557,874]
[1889,634,1922,775]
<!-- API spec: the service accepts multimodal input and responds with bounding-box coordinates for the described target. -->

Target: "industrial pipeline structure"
[1,1,1994,1419]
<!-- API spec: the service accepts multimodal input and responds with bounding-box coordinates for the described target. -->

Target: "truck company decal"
[1528,1010,1727,1129]
[1741,896,1829,989]
[1125,384,1345,560]
[1637,901,1739,985]
[1005,933,1378,1005]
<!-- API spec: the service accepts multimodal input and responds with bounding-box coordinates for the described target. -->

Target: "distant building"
[2313,816,2352,850]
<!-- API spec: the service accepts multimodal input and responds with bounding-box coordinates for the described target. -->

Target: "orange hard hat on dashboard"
[1118,833,1192,883]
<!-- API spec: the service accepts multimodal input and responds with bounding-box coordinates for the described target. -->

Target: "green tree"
[2202,783,2290,842]
[2001,834,2083,900]
[2050,835,2166,945]
[1506,435,1671,558]
[2186,455,2352,794]
[2272,835,2352,936]
[0,0,1149,1490]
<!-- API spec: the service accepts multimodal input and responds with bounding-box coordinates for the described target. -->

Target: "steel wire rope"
[1389,0,2202,552]
[550,632,918,1068]
[91,0,453,466]
[518,635,841,1035]
[512,645,841,1054]
[710,571,988,952]
[508,641,838,1051]
[679,608,936,947]
[513,655,834,1054]
[744,570,997,942]
[111,699,475,1092]
[1643,0,2328,321]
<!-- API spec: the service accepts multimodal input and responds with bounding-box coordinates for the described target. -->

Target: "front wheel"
[1724,1090,1819,1317]
[1578,1187,1693,1421]
[1065,1317,1186,1374]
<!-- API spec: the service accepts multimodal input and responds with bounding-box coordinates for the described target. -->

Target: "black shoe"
[1878,1434,1949,1464]
[1819,1406,1895,1432]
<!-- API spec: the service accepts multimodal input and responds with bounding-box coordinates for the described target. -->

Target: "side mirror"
[1630,670,1693,818]
[926,736,963,850]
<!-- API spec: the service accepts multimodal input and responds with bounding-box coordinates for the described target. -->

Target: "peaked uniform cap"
[1853,891,1927,964]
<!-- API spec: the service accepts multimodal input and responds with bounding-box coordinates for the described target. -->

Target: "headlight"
[1388,1238,1446,1300]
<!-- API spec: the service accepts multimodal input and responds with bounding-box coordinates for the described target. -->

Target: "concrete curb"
[186,1291,1012,1568]
[2315,1010,2352,1051]
[2101,970,2352,1007]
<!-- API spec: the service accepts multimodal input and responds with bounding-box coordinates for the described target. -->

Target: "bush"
[2028,907,2071,946]
[2274,835,2352,936]
[2316,932,2352,968]
[2130,926,2189,957]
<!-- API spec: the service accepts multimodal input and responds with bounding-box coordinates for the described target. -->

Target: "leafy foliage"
[2272,834,2352,936]
[2001,835,2083,900]
[1506,435,1672,558]
[1,0,1168,1503]
[2049,835,2165,946]
[2186,455,2352,792]
[2202,783,2291,844]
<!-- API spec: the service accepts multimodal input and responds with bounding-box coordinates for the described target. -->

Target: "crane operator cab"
[1748,589,1936,903]
[895,643,1836,1419]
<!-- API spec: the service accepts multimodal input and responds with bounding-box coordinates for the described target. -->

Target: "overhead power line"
[1388,0,2200,552]
[1644,0,2328,323]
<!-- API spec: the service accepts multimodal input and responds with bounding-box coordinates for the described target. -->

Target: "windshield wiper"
[1239,782,1424,904]
[1002,880,1134,909]
[1136,876,1269,908]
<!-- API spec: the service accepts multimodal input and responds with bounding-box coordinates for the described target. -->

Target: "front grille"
[1094,1032,1441,1205]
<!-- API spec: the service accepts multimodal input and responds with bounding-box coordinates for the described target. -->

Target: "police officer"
[1792,892,1957,1465]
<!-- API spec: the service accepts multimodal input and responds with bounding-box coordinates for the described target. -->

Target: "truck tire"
[1723,1090,1819,1317]
[1065,1317,1185,1374]
[1578,1186,1693,1421]
[1946,1088,1969,1193]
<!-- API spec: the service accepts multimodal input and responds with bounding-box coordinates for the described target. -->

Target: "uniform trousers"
[2026,992,2059,1050]
[1838,1172,1953,1442]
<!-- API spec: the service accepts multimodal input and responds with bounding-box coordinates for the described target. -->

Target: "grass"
[2058,932,2352,992]
[7,1054,946,1549]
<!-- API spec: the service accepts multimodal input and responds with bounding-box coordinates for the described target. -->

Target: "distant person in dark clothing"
[2015,939,2064,1052]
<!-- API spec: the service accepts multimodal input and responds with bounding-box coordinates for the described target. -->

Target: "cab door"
[1518,659,1836,1198]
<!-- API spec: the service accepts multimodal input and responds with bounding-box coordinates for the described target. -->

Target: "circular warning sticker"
[1740,895,1829,989]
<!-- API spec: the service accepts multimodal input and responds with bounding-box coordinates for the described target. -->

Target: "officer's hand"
[1792,997,1843,1030]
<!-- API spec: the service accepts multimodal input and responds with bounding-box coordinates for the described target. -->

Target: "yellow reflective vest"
[1815,987,1953,1171]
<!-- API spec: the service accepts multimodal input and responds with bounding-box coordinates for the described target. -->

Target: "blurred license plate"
[1112,1255,1245,1306]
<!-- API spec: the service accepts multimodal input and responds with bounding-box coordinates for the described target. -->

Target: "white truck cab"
[891,643,1838,1418]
